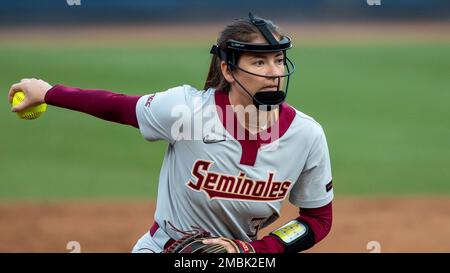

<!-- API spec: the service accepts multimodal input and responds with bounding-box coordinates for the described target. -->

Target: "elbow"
[316,214,332,243]
[299,201,333,244]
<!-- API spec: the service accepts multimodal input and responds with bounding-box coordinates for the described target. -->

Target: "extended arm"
[45,84,140,128]
[8,79,140,128]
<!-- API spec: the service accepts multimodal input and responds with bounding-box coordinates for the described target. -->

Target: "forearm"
[249,202,333,253]
[44,84,140,128]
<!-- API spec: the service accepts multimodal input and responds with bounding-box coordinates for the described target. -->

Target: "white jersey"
[132,85,333,252]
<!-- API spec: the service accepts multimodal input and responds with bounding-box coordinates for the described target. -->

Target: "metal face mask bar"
[210,12,296,110]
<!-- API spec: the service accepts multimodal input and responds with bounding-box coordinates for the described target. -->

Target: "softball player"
[8,13,333,253]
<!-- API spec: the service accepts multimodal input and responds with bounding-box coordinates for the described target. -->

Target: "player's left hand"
[202,238,238,253]
[161,224,255,253]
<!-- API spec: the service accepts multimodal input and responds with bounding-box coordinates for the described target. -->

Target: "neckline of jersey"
[214,89,296,165]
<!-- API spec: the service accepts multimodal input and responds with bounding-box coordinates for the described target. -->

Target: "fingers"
[8,78,35,103]
[8,78,50,112]
[8,78,41,102]
[202,238,237,253]
[8,82,24,104]
[8,81,29,112]
[11,97,30,113]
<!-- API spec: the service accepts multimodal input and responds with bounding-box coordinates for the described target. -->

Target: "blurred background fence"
[0,0,449,25]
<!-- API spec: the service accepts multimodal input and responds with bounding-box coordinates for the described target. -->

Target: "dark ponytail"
[204,53,229,91]
[203,17,282,91]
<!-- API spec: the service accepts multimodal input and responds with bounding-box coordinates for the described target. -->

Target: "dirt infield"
[0,197,449,253]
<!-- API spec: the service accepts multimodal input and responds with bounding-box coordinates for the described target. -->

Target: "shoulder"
[288,105,326,138]
[158,84,200,99]
[163,85,215,102]
[138,85,212,108]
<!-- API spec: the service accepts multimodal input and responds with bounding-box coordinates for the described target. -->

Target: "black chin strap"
[230,72,284,111]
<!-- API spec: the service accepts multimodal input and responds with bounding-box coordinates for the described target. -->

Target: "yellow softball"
[11,91,47,120]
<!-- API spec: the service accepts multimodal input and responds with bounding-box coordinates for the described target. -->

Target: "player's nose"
[265,61,283,79]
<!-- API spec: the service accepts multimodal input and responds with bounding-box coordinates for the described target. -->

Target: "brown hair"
[203,16,282,91]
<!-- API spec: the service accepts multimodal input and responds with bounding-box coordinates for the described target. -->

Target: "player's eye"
[276,58,284,65]
[254,60,265,67]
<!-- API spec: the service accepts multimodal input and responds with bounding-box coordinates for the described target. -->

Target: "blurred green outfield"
[1,41,449,199]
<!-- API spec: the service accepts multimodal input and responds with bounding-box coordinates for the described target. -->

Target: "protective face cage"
[210,12,296,110]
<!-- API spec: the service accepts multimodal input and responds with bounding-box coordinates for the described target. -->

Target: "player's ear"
[220,61,234,84]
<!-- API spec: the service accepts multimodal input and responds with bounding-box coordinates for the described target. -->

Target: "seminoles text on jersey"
[187,160,292,201]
